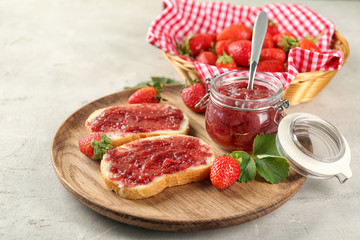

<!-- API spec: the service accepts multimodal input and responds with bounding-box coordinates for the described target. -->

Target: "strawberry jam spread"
[87,104,184,133]
[105,135,212,188]
[206,80,282,153]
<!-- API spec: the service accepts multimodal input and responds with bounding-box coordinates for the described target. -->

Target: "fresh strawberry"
[279,34,321,52]
[228,40,252,67]
[177,33,216,57]
[267,20,280,36]
[257,59,285,72]
[210,156,241,190]
[78,133,113,160]
[260,48,286,62]
[273,32,297,50]
[216,52,237,69]
[78,133,102,159]
[217,24,251,42]
[181,81,207,113]
[128,86,162,104]
[196,51,217,65]
[262,33,275,49]
[298,38,320,52]
[215,40,232,56]
[190,33,216,56]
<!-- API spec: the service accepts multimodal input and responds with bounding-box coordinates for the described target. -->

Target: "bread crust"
[100,135,215,199]
[86,104,190,147]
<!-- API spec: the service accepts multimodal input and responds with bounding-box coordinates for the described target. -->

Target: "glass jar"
[198,71,352,183]
[202,70,289,152]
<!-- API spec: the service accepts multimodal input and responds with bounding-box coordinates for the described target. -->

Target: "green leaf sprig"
[124,77,181,102]
[91,134,113,160]
[124,77,181,90]
[229,133,290,184]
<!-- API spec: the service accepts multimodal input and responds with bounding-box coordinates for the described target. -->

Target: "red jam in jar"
[205,71,287,153]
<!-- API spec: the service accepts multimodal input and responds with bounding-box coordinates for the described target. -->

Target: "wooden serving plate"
[51,84,306,232]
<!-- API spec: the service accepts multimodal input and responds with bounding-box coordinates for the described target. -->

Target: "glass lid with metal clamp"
[276,112,352,183]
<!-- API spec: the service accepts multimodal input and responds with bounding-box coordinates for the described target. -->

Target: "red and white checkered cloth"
[147,0,344,89]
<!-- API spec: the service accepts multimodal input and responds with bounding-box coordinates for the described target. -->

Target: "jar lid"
[277,113,352,183]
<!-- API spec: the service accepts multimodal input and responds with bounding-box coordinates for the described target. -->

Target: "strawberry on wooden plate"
[181,80,207,113]
[128,77,170,104]
[210,156,241,190]
[78,133,113,160]
[128,86,162,104]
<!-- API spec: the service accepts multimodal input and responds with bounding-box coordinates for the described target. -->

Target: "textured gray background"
[1,0,359,239]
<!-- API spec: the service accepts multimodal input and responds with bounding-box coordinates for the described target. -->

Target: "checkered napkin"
[147,0,344,89]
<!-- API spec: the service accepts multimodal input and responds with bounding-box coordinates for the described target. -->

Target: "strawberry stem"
[304,30,324,44]
[176,34,193,56]
[278,36,299,52]
[217,52,234,64]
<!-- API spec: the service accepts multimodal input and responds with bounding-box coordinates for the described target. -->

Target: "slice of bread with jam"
[101,135,215,199]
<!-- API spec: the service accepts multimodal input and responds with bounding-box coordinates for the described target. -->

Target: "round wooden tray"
[51,84,306,232]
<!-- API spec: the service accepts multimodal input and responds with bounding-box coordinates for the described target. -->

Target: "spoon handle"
[247,11,268,90]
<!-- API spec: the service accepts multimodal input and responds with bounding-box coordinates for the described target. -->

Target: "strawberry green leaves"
[230,133,289,184]
[253,133,283,157]
[252,133,289,183]
[256,157,290,183]
[230,151,256,183]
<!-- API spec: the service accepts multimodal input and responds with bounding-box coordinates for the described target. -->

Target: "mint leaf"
[91,134,113,160]
[253,133,283,157]
[124,82,150,89]
[255,156,290,183]
[230,151,256,183]
[124,77,180,89]
[151,77,181,85]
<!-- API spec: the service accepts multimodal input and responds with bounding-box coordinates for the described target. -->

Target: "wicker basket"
[162,31,349,106]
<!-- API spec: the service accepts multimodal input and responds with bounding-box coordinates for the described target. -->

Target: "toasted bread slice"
[85,104,189,147]
[100,135,215,199]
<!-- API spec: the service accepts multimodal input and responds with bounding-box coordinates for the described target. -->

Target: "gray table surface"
[1,0,359,239]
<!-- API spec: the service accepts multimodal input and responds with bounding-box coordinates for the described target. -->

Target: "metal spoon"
[247,11,268,90]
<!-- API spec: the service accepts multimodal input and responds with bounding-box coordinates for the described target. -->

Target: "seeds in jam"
[105,135,212,188]
[87,104,184,133]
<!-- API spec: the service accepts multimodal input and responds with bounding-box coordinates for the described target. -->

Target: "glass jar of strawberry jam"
[201,71,289,152]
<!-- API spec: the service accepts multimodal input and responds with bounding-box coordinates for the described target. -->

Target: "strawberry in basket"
[177,33,216,57]
[175,19,301,71]
[216,24,251,42]
[147,1,346,105]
